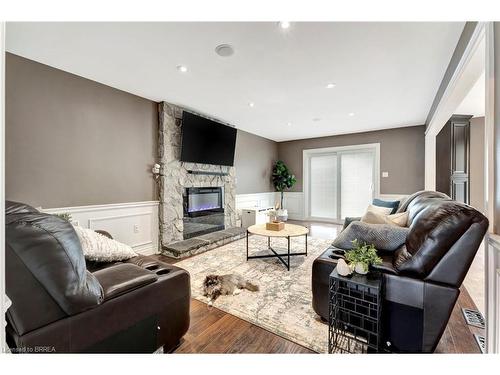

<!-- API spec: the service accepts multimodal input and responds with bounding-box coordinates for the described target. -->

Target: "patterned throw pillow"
[332,221,410,251]
[73,225,137,262]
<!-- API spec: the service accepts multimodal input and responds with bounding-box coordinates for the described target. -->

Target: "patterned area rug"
[176,234,332,353]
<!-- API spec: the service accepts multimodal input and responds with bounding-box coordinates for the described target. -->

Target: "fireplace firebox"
[183,187,225,239]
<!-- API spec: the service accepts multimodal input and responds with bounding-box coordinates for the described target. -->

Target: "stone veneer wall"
[158,102,237,247]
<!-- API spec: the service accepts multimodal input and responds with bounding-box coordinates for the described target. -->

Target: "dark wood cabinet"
[435,115,471,204]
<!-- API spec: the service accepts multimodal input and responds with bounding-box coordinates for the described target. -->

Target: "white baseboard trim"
[281,192,408,222]
[42,201,160,255]
[235,192,278,210]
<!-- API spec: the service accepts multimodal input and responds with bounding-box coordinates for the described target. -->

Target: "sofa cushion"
[371,254,398,275]
[332,221,410,251]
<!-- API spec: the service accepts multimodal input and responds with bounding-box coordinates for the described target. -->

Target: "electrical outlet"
[133,224,139,233]
[382,171,389,178]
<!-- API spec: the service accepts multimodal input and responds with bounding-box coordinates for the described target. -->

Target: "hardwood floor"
[153,220,484,354]
[174,299,313,353]
[435,286,484,353]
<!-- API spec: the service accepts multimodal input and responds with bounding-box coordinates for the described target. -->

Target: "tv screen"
[180,111,237,166]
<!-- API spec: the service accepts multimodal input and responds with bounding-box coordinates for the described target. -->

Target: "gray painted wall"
[277,125,425,194]
[234,129,278,194]
[470,116,485,213]
[5,54,281,207]
[6,53,158,208]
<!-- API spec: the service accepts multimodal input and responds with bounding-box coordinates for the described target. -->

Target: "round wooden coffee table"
[246,223,309,271]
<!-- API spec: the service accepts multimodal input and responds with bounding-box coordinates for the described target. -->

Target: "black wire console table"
[246,223,308,271]
[328,269,384,353]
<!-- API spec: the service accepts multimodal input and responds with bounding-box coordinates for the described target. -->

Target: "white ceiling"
[455,71,485,118]
[6,22,464,141]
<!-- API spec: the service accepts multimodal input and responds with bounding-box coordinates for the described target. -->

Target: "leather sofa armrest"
[93,263,158,301]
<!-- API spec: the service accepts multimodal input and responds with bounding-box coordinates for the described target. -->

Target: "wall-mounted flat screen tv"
[180,111,237,166]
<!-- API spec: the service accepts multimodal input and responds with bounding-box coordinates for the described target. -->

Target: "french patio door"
[305,145,378,222]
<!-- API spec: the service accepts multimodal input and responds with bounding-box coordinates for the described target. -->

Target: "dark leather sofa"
[312,191,488,353]
[5,201,190,353]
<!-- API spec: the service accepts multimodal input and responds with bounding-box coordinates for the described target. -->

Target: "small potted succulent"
[344,240,382,275]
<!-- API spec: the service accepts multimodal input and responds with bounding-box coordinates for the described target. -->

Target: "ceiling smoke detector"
[176,65,188,73]
[215,44,235,57]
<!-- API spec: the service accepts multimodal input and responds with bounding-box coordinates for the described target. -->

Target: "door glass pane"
[310,154,337,219]
[340,151,374,218]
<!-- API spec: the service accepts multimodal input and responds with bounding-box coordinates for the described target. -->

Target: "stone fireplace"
[157,102,237,249]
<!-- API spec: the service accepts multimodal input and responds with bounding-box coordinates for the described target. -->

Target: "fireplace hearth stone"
[162,227,246,258]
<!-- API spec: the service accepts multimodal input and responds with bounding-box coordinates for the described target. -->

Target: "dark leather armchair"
[5,201,190,353]
[312,191,488,353]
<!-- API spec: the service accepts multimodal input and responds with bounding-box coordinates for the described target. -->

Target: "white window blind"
[340,151,375,218]
[309,154,337,219]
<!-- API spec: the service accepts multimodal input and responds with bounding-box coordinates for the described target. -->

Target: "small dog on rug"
[203,274,259,305]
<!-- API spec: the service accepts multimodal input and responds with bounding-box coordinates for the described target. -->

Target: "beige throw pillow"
[389,212,409,227]
[366,204,393,216]
[361,210,409,227]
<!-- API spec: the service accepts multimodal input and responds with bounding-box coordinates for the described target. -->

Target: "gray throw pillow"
[332,221,410,251]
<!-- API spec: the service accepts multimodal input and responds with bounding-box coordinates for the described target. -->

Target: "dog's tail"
[244,281,259,292]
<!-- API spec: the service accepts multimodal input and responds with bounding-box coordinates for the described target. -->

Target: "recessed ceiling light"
[176,65,188,73]
[215,44,235,57]
[348,113,355,117]
[248,102,255,108]
[279,21,291,29]
[326,83,336,89]
[287,122,292,126]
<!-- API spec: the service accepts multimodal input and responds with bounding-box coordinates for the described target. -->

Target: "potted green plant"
[272,160,297,221]
[344,240,382,275]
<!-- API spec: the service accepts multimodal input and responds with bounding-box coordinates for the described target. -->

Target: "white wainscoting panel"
[234,192,406,223]
[236,192,305,221]
[42,201,159,255]
[283,192,305,220]
[235,192,278,210]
